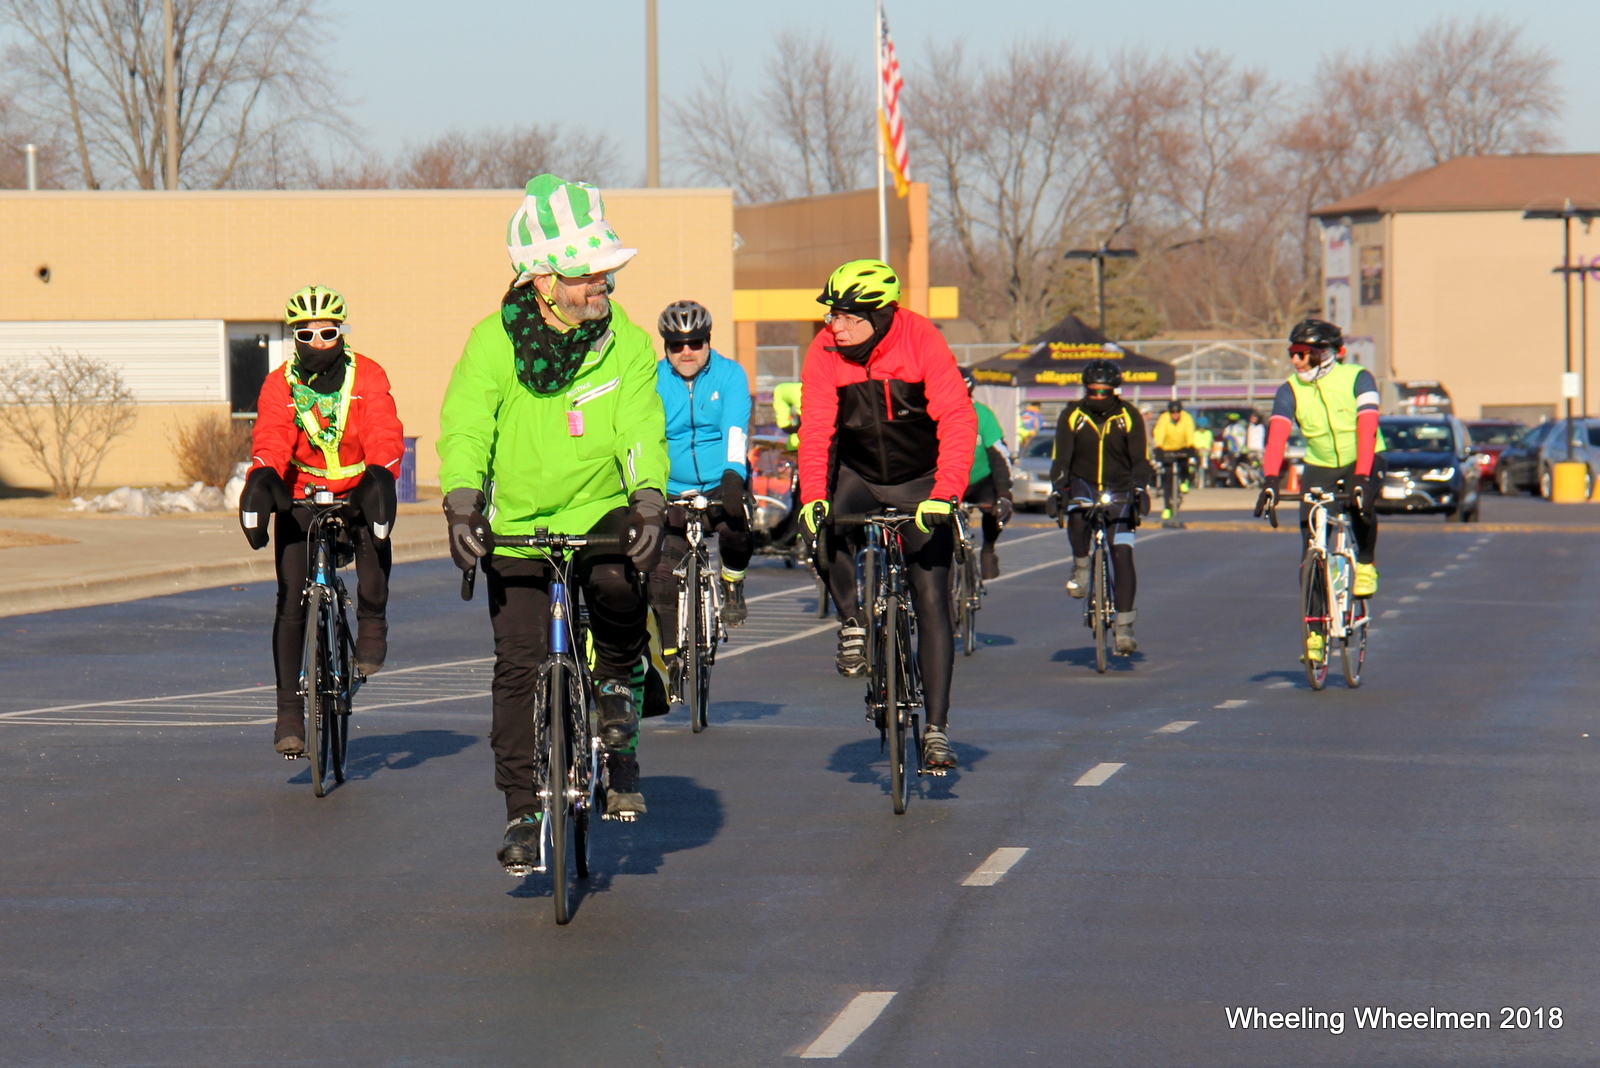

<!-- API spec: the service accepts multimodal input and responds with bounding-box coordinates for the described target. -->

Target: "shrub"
[173,410,253,488]
[0,350,137,498]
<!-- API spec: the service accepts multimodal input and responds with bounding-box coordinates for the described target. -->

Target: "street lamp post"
[163,0,178,189]
[1064,243,1139,335]
[1524,201,1596,462]
[644,0,659,188]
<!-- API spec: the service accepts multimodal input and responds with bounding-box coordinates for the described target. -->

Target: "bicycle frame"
[670,494,726,657]
[1303,490,1362,644]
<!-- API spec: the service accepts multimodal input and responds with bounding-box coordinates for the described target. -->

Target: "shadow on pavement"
[510,775,723,910]
[973,632,1015,646]
[1050,646,1143,670]
[707,700,784,721]
[826,735,989,803]
[1250,669,1305,688]
[285,728,478,785]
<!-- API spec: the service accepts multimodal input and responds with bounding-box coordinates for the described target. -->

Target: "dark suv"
[1375,415,1481,521]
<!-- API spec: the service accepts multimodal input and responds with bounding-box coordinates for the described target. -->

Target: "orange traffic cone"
[1283,463,1301,495]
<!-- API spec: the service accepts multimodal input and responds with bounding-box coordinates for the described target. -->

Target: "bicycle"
[1059,491,1128,674]
[1260,484,1368,690]
[461,527,620,925]
[1154,451,1191,528]
[292,486,365,798]
[833,509,943,815]
[950,504,984,656]
[668,493,726,733]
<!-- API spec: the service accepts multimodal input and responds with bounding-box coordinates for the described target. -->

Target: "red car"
[1466,419,1525,488]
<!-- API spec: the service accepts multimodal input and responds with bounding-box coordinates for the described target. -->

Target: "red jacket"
[249,352,404,499]
[799,307,977,503]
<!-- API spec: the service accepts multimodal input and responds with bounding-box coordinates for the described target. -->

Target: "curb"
[0,537,451,619]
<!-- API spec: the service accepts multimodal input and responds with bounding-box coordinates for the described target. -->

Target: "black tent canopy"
[969,314,1175,388]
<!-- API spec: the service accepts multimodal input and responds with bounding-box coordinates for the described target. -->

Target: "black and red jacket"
[798,307,977,502]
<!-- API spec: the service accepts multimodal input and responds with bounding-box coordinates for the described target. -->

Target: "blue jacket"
[655,349,752,495]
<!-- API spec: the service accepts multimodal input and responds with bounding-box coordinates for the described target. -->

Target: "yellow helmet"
[284,284,347,325]
[818,259,901,312]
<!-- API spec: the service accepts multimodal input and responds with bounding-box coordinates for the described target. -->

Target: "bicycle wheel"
[695,578,713,733]
[860,546,880,672]
[1301,553,1329,691]
[960,551,978,656]
[1089,544,1108,674]
[330,607,351,784]
[685,552,704,734]
[885,593,908,815]
[303,586,328,797]
[547,661,571,925]
[574,693,595,881]
[1342,594,1368,689]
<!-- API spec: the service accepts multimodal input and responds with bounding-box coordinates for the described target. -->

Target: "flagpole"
[875,0,889,263]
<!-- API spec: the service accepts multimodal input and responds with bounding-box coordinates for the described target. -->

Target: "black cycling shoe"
[922,726,957,772]
[836,619,867,677]
[981,549,1000,581]
[274,708,305,757]
[355,619,387,676]
[595,679,639,748]
[497,814,542,874]
[604,752,646,820]
[720,576,747,626]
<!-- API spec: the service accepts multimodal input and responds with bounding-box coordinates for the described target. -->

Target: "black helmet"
[1082,359,1123,388]
[1289,318,1342,350]
[1167,399,1183,413]
[658,299,712,343]
[959,365,977,394]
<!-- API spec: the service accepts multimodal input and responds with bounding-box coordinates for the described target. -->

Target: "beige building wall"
[0,187,734,490]
[1390,210,1600,419]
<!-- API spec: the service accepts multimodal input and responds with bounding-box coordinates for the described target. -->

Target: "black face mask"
[1083,392,1118,415]
[827,306,898,365]
[294,336,347,393]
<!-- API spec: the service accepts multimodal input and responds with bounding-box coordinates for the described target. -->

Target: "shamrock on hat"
[507,174,637,286]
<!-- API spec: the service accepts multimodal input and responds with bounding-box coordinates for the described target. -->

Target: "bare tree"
[1,0,349,189]
[666,63,785,202]
[0,351,137,497]
[1399,16,1561,164]
[395,125,618,189]
[0,92,67,187]
[761,30,872,195]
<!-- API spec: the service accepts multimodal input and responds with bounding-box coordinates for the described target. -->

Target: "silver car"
[1013,433,1056,509]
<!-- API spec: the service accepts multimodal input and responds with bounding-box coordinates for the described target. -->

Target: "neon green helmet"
[818,259,901,312]
[285,284,347,325]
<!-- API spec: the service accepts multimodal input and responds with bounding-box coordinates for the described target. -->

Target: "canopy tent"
[969,315,1175,388]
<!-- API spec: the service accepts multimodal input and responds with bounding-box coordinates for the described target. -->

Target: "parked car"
[1013,433,1055,509]
[1375,415,1481,521]
[1495,420,1559,495]
[1531,418,1600,499]
[1465,419,1524,489]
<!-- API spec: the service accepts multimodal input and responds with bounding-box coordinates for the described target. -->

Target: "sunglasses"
[824,311,868,328]
[294,326,342,343]
[1086,385,1114,395]
[667,340,707,354]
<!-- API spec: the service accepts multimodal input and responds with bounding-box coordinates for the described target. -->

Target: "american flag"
[879,5,910,198]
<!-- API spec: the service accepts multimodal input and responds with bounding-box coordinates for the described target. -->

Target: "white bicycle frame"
[1303,489,1365,642]
[672,493,726,654]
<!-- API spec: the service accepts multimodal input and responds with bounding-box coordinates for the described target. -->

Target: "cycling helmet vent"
[285,284,347,325]
[818,258,902,311]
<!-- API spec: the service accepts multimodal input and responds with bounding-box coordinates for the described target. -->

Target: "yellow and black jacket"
[1049,400,1157,493]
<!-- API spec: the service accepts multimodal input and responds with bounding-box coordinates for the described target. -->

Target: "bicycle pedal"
[603,812,638,823]
[502,862,542,877]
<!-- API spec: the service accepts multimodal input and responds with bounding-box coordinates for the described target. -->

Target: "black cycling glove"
[625,488,667,572]
[352,465,397,540]
[238,467,292,550]
[720,469,749,530]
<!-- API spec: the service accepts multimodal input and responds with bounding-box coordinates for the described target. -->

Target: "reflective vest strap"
[285,356,360,481]
[292,458,368,480]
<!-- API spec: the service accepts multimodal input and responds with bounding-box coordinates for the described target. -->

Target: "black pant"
[485,507,648,820]
[962,478,1004,552]
[1299,461,1381,565]
[826,465,954,728]
[1064,480,1138,613]
[273,506,390,716]
[1153,448,1196,511]
[647,502,753,649]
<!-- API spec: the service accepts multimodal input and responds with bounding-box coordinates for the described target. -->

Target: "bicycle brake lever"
[461,564,477,601]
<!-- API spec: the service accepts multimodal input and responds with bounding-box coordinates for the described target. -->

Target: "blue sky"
[333,0,1595,180]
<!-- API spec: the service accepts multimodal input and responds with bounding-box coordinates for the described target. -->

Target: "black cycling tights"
[272,506,391,716]
[1066,512,1137,613]
[1299,462,1380,565]
[826,466,954,728]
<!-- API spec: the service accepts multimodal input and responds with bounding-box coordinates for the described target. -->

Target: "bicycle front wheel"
[303,587,329,797]
[885,593,908,815]
[1342,595,1368,688]
[330,607,352,784]
[547,661,571,925]
[684,552,703,733]
[1301,554,1329,691]
[960,550,978,656]
[1089,544,1109,674]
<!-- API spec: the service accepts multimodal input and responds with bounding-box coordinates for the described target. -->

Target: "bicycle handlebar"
[459,529,626,601]
[832,511,921,526]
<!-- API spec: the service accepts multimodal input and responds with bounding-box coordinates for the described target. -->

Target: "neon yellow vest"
[286,357,367,481]
[1286,363,1386,469]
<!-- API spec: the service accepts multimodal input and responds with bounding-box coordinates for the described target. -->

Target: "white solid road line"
[744,583,815,606]
[1155,721,1197,734]
[799,992,897,1059]
[962,847,1030,886]
[987,529,1173,585]
[1073,762,1125,786]
[1214,699,1247,709]
[720,622,837,659]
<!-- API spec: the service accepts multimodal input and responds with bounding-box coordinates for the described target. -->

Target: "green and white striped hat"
[507,174,637,284]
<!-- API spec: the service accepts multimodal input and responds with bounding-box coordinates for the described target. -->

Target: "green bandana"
[501,284,610,395]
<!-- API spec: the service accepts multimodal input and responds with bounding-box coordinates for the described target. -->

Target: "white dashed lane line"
[799,992,897,1059]
[1155,721,1197,734]
[1414,581,1433,589]
[1214,699,1247,709]
[1399,595,1419,603]
[1073,762,1125,786]
[1381,609,1401,619]
[962,847,1030,886]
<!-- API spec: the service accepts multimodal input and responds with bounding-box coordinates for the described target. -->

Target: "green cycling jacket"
[437,299,668,554]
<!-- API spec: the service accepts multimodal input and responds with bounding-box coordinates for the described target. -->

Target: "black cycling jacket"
[1049,400,1157,493]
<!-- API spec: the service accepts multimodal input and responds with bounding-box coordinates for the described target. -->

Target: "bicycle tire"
[1301,553,1329,691]
[860,546,879,673]
[330,606,351,784]
[304,586,328,797]
[1090,544,1108,674]
[699,565,715,731]
[548,660,571,925]
[685,551,703,733]
[886,593,908,815]
[1342,595,1367,688]
[575,721,595,880]
[960,551,978,656]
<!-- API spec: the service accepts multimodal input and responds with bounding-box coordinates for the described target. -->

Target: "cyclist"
[649,299,754,692]
[1192,418,1215,488]
[1047,359,1154,654]
[771,380,803,451]
[437,174,669,867]
[1255,318,1385,662]
[798,259,976,771]
[959,366,1014,579]
[237,284,402,756]
[1150,399,1197,520]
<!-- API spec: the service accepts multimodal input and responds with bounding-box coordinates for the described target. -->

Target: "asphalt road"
[3,500,1599,1066]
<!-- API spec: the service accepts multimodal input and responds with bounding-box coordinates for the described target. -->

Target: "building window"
[1359,246,1384,305]
[227,322,283,415]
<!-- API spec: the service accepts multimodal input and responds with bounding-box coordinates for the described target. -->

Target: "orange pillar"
[735,320,758,393]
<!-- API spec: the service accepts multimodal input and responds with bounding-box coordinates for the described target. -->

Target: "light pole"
[163,0,178,189]
[644,0,659,187]
[1524,201,1595,461]
[1064,243,1139,335]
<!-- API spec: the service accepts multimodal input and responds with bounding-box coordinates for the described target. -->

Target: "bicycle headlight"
[1419,468,1455,481]
[1100,492,1113,505]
